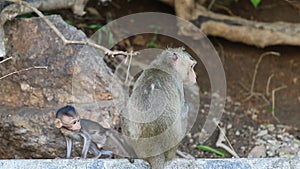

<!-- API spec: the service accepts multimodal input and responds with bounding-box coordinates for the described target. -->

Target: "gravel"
[249,124,300,158]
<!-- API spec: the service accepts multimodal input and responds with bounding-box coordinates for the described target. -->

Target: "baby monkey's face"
[62,115,81,131]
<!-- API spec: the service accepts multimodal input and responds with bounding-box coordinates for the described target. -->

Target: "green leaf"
[261,122,268,127]
[197,145,227,157]
[86,24,102,29]
[16,13,35,18]
[64,20,74,26]
[146,34,158,48]
[3,37,8,43]
[250,0,261,8]
[266,107,274,113]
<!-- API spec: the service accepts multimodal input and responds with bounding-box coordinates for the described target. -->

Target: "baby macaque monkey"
[122,47,197,169]
[55,105,132,159]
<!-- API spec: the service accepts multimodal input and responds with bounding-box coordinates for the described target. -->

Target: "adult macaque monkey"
[122,47,197,169]
[55,105,133,159]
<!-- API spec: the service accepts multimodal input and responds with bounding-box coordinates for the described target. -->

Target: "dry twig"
[271,85,287,122]
[124,51,133,84]
[214,4,235,16]
[176,150,194,159]
[215,40,225,64]
[0,66,47,80]
[207,0,216,10]
[8,0,138,58]
[0,56,12,64]
[215,125,239,158]
[266,74,274,97]
[243,51,280,104]
[241,51,287,123]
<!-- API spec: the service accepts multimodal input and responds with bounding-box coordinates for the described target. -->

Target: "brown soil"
[54,0,300,158]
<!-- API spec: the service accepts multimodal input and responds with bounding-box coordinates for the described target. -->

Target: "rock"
[248,145,266,158]
[0,16,127,158]
[226,96,232,103]
[251,124,300,158]
[267,124,275,132]
[251,113,258,120]
[227,123,232,129]
[257,130,268,137]
[266,150,275,157]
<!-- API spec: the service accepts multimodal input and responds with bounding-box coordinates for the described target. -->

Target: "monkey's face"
[61,115,81,131]
[176,57,197,85]
[186,60,197,85]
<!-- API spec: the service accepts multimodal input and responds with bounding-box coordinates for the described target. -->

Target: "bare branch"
[176,150,194,159]
[124,51,133,84]
[0,56,12,64]
[243,51,280,104]
[251,51,280,93]
[0,66,47,80]
[214,4,235,16]
[266,74,274,97]
[8,0,138,58]
[215,125,239,158]
[271,85,287,122]
[207,0,216,10]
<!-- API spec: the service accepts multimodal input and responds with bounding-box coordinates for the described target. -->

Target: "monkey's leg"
[90,143,112,159]
[90,143,102,159]
[65,137,73,158]
[164,146,178,161]
[146,155,165,169]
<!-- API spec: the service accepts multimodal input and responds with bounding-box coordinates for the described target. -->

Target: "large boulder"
[0,15,127,158]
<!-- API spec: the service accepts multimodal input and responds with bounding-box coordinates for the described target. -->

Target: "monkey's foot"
[100,150,113,158]
[73,157,82,160]
[93,153,102,159]
[128,158,135,163]
[92,150,112,159]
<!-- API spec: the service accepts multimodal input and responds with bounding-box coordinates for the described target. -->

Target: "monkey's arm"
[65,137,72,158]
[59,127,78,159]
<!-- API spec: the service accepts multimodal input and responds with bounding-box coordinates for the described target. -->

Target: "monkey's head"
[163,47,197,85]
[54,105,81,131]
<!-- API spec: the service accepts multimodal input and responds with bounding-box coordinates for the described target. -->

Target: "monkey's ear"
[170,53,178,61]
[54,119,62,128]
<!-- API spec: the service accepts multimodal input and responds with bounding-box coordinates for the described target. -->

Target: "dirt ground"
[54,0,299,158]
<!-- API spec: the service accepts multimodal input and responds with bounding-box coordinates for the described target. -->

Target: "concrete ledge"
[0,158,299,169]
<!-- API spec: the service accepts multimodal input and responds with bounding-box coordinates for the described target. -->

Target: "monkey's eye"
[73,120,79,125]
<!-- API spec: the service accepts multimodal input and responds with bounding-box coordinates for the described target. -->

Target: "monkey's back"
[80,119,107,146]
[123,68,186,158]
